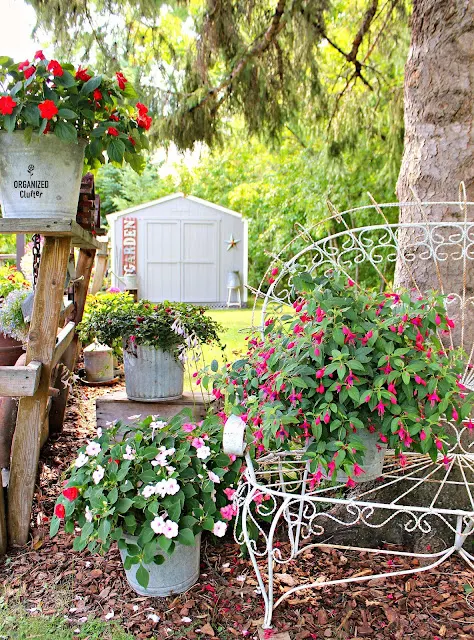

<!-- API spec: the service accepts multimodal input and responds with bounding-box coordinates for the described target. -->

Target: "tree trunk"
[395,0,474,349]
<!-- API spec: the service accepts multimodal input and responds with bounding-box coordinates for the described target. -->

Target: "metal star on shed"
[226,234,240,251]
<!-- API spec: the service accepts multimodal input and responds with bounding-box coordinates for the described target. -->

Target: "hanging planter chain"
[32,234,41,290]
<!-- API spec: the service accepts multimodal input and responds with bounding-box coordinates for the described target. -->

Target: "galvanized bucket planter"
[84,343,114,383]
[0,132,86,220]
[120,533,201,596]
[122,343,184,402]
[336,430,387,483]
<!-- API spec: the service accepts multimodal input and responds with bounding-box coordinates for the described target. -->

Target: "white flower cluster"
[142,478,180,499]
[151,446,175,467]
[123,445,136,460]
[150,515,179,539]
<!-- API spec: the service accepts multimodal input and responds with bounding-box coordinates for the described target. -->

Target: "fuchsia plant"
[202,271,473,487]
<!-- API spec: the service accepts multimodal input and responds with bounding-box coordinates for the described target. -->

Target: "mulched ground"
[1,382,474,639]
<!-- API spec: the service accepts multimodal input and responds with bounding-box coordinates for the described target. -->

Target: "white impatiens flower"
[150,420,167,430]
[75,453,89,468]
[213,521,227,537]
[154,480,168,498]
[165,478,180,495]
[163,519,179,539]
[166,466,176,475]
[85,441,101,457]
[92,465,105,485]
[151,515,166,535]
[196,445,211,460]
[208,471,221,484]
[123,445,136,460]
[85,506,93,523]
[142,485,156,499]
[96,427,103,438]
[151,446,175,467]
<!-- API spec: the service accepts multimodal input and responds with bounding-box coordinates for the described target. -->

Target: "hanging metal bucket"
[336,430,387,483]
[84,343,114,383]
[120,533,201,596]
[0,132,86,219]
[123,343,184,402]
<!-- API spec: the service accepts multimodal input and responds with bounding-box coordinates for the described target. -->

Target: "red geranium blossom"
[116,71,128,90]
[107,126,119,136]
[24,66,36,79]
[54,503,65,519]
[62,486,79,501]
[18,60,29,71]
[38,100,58,120]
[137,113,152,130]
[93,89,102,101]
[75,66,91,81]
[136,102,148,115]
[47,60,64,77]
[0,96,17,116]
[34,50,45,60]
[109,113,120,122]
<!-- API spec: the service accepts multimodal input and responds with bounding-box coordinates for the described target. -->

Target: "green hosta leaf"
[202,516,214,531]
[22,104,40,127]
[177,528,195,546]
[98,518,111,543]
[81,75,103,95]
[116,498,133,513]
[124,150,145,174]
[57,108,78,120]
[54,70,76,88]
[73,536,88,552]
[80,521,94,541]
[107,137,125,163]
[54,120,77,143]
[143,541,158,564]
[108,487,118,504]
[3,114,15,133]
[167,502,181,522]
[157,534,173,553]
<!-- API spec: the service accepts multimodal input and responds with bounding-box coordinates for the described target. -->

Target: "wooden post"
[0,487,6,555]
[49,247,96,435]
[90,242,108,294]
[16,234,25,272]
[8,236,71,546]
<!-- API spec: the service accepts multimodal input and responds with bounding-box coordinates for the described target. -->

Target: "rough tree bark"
[395,0,474,349]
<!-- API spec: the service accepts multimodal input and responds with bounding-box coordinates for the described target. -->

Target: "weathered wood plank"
[0,219,100,250]
[0,361,41,397]
[49,247,96,435]
[8,236,71,546]
[51,322,76,368]
[0,482,6,555]
[96,390,213,428]
[90,248,108,294]
[59,300,75,324]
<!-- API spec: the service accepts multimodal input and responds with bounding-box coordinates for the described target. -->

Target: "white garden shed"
[107,193,248,306]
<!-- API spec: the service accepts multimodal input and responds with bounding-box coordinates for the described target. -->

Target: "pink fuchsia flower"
[446,318,455,328]
[399,453,408,467]
[452,408,459,421]
[346,477,356,488]
[287,341,296,349]
[427,392,440,407]
[182,423,196,432]
[323,412,331,424]
[224,487,236,500]
[361,330,373,345]
[387,382,396,395]
[327,460,336,477]
[435,438,444,451]
[212,388,223,400]
[414,375,427,386]
[353,463,364,477]
[375,401,386,417]
[347,278,355,287]
[342,326,357,345]
[213,521,227,537]
[271,267,279,276]
[309,470,324,489]
[466,420,474,431]
[435,314,442,326]
[442,455,453,467]
[420,430,427,441]
[316,368,325,379]
[379,433,388,443]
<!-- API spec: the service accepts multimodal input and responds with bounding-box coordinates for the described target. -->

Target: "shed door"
[182,221,218,302]
[144,220,218,302]
[145,221,181,301]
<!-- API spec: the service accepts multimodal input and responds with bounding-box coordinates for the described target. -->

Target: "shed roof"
[106,193,244,222]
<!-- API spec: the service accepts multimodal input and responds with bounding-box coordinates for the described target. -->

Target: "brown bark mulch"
[1,382,473,639]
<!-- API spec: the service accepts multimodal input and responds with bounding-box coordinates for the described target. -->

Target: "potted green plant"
[50,412,241,595]
[0,267,30,365]
[0,52,151,219]
[202,271,473,486]
[78,299,222,401]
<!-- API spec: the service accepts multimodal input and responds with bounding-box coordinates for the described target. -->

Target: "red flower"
[47,60,64,77]
[109,113,120,122]
[0,96,17,115]
[18,60,29,71]
[128,135,136,146]
[137,113,152,130]
[75,66,91,81]
[116,71,128,90]
[34,50,45,60]
[54,503,65,519]
[62,486,79,501]
[38,100,58,120]
[136,101,148,115]
[107,126,119,136]
[93,89,102,101]
[24,66,36,79]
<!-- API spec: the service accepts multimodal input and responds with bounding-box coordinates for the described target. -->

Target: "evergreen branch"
[346,0,379,62]
[187,0,288,114]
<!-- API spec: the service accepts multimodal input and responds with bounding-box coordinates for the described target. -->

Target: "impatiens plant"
[0,52,152,171]
[51,412,242,589]
[0,265,30,300]
[78,298,223,360]
[202,271,473,486]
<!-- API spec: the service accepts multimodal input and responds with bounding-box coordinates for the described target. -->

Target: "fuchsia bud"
[316,368,325,379]
[435,438,443,450]
[353,463,364,477]
[347,278,355,287]
[271,267,279,276]
[435,314,441,326]
[346,477,356,488]
[452,408,459,421]
[447,318,455,328]
[323,412,330,424]
[420,430,426,441]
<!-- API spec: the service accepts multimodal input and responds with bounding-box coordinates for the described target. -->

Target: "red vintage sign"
[122,217,137,274]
